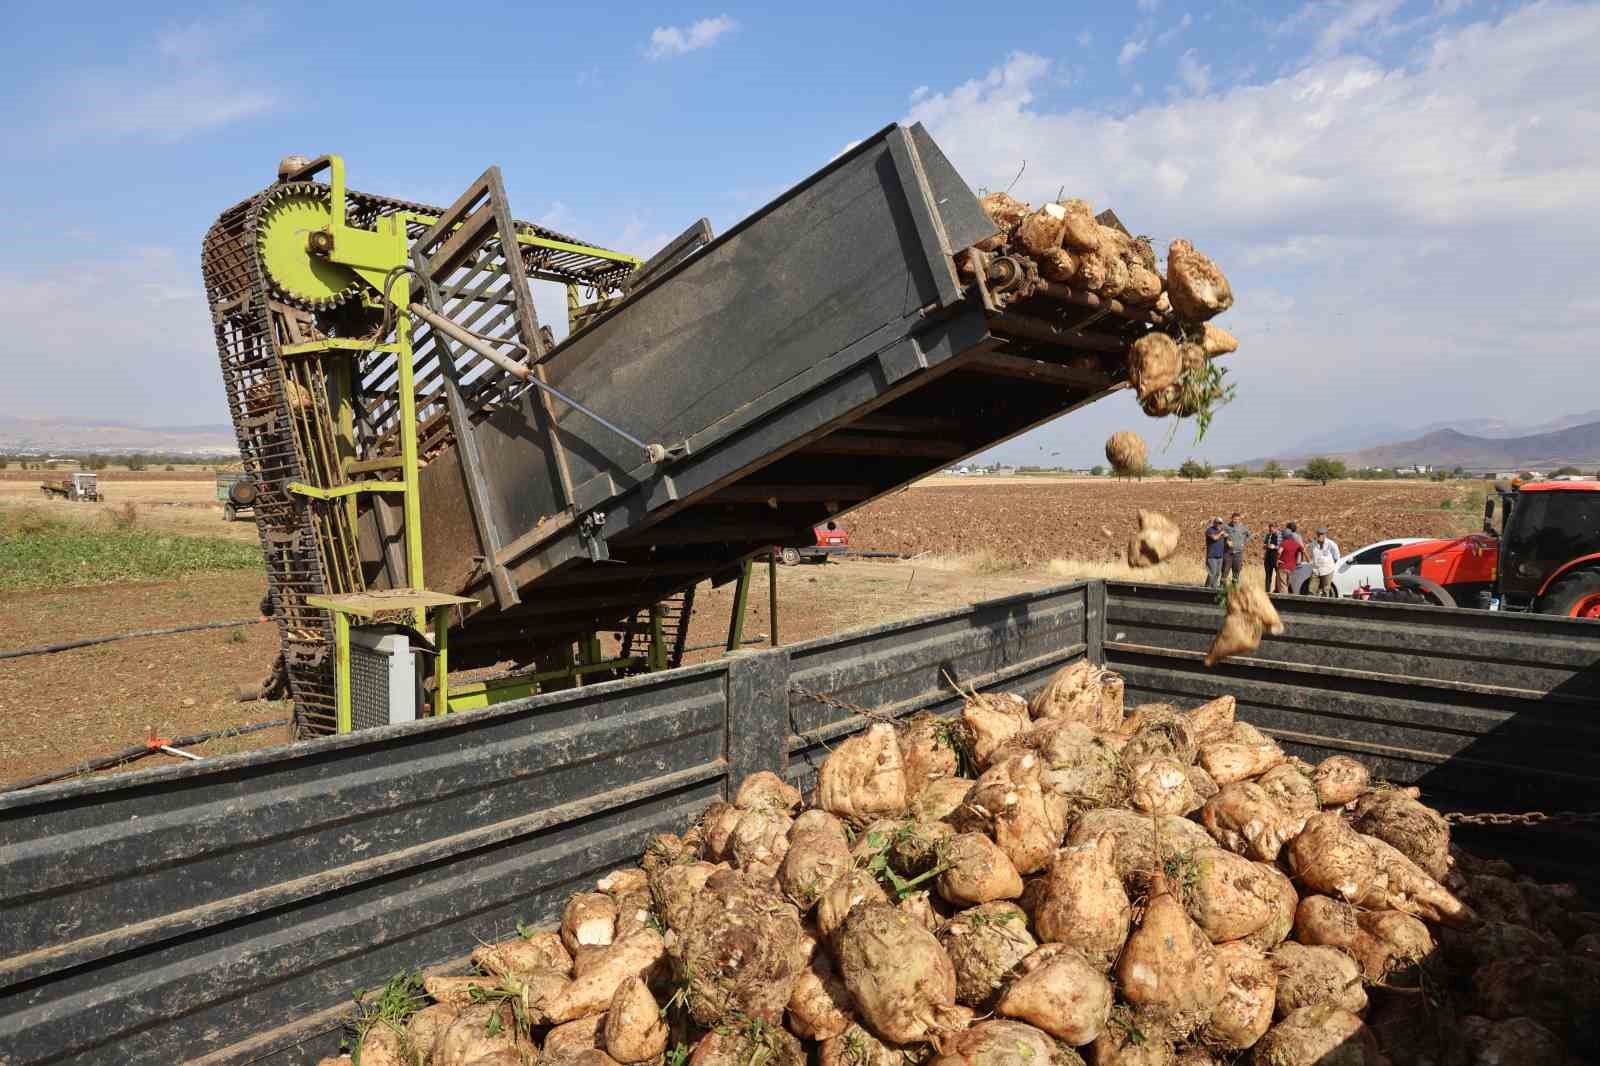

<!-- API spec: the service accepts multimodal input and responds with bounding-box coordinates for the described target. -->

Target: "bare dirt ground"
[0,476,1472,787]
[850,477,1479,566]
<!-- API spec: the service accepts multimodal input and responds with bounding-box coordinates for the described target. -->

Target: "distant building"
[994,465,1018,477]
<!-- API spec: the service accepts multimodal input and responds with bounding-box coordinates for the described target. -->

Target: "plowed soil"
[847,476,1478,566]
[0,476,1476,787]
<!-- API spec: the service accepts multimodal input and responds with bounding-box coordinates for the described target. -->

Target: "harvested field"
[847,477,1481,564]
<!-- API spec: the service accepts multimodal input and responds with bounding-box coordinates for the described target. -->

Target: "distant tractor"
[1380,480,1600,617]
[39,472,101,502]
[216,472,259,521]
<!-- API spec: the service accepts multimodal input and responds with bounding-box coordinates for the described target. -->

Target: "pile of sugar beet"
[327,664,1600,1066]
[959,193,1239,422]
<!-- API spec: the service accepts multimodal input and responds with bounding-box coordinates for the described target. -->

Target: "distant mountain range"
[1275,409,1600,456]
[1246,417,1600,471]
[0,414,237,455]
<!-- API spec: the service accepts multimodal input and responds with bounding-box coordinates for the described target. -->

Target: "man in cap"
[1307,526,1342,596]
[1275,521,1303,593]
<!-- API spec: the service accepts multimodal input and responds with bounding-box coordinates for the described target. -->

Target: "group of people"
[1204,513,1341,595]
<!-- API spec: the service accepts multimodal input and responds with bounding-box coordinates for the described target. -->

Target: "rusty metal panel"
[0,664,731,1066]
[1101,582,1600,889]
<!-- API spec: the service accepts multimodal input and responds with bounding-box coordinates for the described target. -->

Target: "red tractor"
[1379,480,1600,617]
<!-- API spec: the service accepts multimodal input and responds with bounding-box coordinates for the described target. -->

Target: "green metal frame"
[279,156,697,733]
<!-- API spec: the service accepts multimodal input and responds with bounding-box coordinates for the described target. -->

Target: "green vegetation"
[1226,466,1248,481]
[0,507,262,592]
[1262,460,1284,481]
[1553,466,1583,477]
[1303,456,1347,485]
[1178,458,1214,481]
[1090,464,1106,476]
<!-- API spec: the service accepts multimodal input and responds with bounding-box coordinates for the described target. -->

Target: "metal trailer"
[1,583,1597,1066]
[203,123,1165,736]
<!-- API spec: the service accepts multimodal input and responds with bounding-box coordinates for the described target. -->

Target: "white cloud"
[1156,12,1195,46]
[906,2,1600,459]
[1118,38,1149,67]
[0,248,224,422]
[1175,49,1211,95]
[49,12,276,142]
[645,15,737,59]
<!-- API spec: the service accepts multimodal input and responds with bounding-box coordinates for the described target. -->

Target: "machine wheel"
[779,547,802,567]
[1537,569,1600,619]
[1391,575,1457,608]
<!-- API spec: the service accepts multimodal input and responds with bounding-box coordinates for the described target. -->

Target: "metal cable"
[0,618,269,661]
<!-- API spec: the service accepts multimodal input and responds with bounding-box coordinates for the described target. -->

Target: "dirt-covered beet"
[820,724,909,826]
[605,976,668,1063]
[1359,834,1473,926]
[674,871,804,1027]
[1349,789,1452,882]
[835,902,964,1044]
[1200,781,1304,862]
[1067,809,1214,892]
[1240,865,1298,952]
[1286,813,1376,903]
[937,902,1037,1009]
[996,949,1113,1045]
[899,714,966,797]
[1179,847,1281,943]
[817,868,890,943]
[963,694,1031,770]
[1312,757,1369,808]
[1205,940,1275,1050]
[690,1025,807,1066]
[1271,943,1366,1018]
[937,832,1024,905]
[1255,762,1320,821]
[735,770,803,813]
[1253,1004,1379,1066]
[779,826,853,911]
[963,752,1062,875]
[788,946,856,1041]
[1033,833,1130,968]
[912,778,976,822]
[1116,871,1223,1036]
[931,1020,1085,1066]
[650,860,722,935]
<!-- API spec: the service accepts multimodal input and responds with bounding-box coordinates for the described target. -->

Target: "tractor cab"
[1493,480,1600,614]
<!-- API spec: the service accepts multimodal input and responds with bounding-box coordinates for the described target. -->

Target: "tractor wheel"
[779,547,802,567]
[1537,569,1600,620]
[1390,575,1457,608]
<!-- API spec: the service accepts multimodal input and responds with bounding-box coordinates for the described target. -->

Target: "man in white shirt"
[1308,526,1341,596]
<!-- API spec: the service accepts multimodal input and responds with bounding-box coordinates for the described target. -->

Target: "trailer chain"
[787,685,903,728]
[1444,809,1600,828]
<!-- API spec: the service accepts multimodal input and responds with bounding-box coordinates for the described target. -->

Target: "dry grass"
[1046,556,1208,585]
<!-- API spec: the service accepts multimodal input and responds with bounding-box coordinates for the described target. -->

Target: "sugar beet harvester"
[202,123,1168,736]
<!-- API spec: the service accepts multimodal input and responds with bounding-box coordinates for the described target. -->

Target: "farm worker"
[1263,523,1282,591]
[1275,522,1304,593]
[1224,512,1251,584]
[1205,517,1227,587]
[1308,527,1342,596]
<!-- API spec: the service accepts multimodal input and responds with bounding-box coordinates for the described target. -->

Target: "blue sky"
[2,1,1596,466]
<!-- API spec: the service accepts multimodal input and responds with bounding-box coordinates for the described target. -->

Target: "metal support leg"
[333,611,351,733]
[726,558,753,653]
[768,554,779,647]
[648,605,668,672]
[431,606,450,715]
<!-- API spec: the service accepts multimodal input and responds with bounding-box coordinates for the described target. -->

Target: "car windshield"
[1504,492,1600,571]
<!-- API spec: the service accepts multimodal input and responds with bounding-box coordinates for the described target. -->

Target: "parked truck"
[38,471,100,501]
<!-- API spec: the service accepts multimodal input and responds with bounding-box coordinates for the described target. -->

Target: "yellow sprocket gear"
[255,183,363,310]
